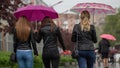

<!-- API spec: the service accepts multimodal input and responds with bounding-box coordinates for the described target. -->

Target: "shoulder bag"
[10,52,17,63]
[71,30,79,59]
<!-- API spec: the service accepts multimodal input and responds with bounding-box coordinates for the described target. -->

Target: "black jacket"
[98,39,110,53]
[71,24,97,50]
[13,29,38,55]
[36,23,66,51]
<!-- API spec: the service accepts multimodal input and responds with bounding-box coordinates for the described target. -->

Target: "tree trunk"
[2,30,6,51]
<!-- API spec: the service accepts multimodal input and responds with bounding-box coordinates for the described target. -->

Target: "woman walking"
[36,16,66,68]
[98,38,110,68]
[13,16,38,68]
[71,10,97,68]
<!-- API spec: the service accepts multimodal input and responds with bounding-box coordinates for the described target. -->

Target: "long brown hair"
[15,16,31,41]
[41,16,56,32]
[80,10,90,31]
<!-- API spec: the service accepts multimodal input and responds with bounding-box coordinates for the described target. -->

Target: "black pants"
[42,47,60,68]
[42,57,59,68]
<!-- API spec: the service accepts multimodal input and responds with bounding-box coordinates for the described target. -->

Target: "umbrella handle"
[93,8,95,24]
[35,20,38,30]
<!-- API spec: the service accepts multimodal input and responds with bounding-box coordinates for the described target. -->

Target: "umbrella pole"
[93,9,95,24]
[35,20,37,30]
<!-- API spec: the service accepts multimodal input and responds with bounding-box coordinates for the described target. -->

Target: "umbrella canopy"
[70,3,116,24]
[14,5,58,21]
[100,34,116,41]
[71,3,116,14]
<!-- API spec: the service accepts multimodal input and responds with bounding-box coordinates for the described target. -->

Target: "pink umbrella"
[14,5,58,21]
[71,3,116,23]
[100,34,116,41]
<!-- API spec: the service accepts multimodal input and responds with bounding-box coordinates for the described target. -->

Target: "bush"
[60,55,77,66]
[34,55,43,68]
[60,55,76,62]
[0,51,11,67]
[0,51,77,68]
[0,51,43,68]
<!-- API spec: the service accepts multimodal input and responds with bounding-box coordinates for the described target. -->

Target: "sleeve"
[71,24,77,42]
[30,31,38,56]
[34,30,42,43]
[98,41,101,53]
[13,30,17,53]
[91,25,97,43]
[57,27,66,51]
[107,41,110,47]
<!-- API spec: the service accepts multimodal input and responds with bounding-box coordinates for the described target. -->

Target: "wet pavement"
[95,62,120,68]
[0,62,119,68]
[59,62,120,68]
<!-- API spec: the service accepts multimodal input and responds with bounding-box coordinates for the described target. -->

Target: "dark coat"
[13,29,38,55]
[71,24,97,50]
[36,23,66,58]
[98,39,110,53]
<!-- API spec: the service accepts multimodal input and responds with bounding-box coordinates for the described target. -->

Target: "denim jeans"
[77,50,95,68]
[16,50,33,68]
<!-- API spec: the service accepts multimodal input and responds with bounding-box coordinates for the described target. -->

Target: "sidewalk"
[95,62,120,68]
[59,62,120,68]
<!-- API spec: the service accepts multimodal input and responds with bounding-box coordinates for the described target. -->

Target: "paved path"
[95,62,120,68]
[1,62,119,68]
[59,62,120,68]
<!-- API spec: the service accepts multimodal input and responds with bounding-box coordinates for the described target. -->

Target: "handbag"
[71,31,79,59]
[71,48,79,59]
[10,53,17,63]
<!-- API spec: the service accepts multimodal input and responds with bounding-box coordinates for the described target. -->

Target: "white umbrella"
[70,2,116,24]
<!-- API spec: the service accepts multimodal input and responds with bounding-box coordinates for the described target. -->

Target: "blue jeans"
[77,50,95,68]
[16,50,33,68]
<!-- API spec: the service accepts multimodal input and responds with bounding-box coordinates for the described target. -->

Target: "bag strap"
[77,24,88,41]
[75,31,78,49]
[74,24,87,50]
[74,25,79,50]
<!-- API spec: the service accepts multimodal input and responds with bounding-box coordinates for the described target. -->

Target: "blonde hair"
[15,16,31,41]
[80,10,90,31]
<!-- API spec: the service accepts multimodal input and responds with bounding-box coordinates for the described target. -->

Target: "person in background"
[36,16,66,68]
[71,10,97,68]
[98,38,110,68]
[13,16,38,68]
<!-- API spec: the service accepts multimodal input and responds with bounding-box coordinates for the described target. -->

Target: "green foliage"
[34,55,43,68]
[59,55,77,66]
[60,55,77,62]
[103,7,120,45]
[0,51,77,68]
[0,51,11,67]
[0,51,43,68]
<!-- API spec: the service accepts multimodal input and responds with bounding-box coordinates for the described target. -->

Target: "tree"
[103,8,120,45]
[0,0,26,33]
[60,29,74,50]
[0,0,25,51]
